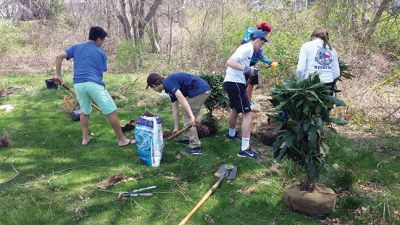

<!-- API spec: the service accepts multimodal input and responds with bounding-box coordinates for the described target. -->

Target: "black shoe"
[185,147,202,155]
[237,148,260,159]
[226,132,240,141]
[176,139,190,145]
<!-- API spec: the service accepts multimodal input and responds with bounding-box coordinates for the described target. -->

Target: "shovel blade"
[215,164,237,180]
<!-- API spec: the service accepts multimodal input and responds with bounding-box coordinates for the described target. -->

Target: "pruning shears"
[101,185,156,199]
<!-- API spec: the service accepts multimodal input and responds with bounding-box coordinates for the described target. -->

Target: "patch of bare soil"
[237,185,257,196]
[0,87,24,98]
[96,173,133,190]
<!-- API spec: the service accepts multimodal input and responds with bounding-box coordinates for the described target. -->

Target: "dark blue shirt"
[163,72,210,102]
[65,41,107,86]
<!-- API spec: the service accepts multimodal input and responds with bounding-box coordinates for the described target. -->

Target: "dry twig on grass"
[0,164,19,184]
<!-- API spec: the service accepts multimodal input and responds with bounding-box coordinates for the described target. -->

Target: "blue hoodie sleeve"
[254,49,271,65]
[241,27,256,44]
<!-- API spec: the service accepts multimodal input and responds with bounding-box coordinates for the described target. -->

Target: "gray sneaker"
[176,139,190,145]
[185,147,202,155]
[237,148,260,159]
[226,132,240,141]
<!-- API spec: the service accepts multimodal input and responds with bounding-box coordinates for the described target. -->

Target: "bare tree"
[0,0,61,22]
[364,0,391,43]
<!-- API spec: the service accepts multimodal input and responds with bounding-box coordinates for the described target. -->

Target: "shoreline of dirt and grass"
[0,73,398,225]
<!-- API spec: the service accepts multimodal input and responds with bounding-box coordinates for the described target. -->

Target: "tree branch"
[143,0,162,24]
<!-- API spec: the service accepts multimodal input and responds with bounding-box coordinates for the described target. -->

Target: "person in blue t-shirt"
[146,72,211,155]
[241,21,275,109]
[54,27,131,147]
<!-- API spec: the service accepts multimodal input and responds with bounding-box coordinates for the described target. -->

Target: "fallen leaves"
[204,213,214,224]
[237,185,257,196]
[96,173,133,190]
[320,217,353,225]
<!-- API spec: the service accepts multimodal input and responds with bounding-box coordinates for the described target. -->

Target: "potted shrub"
[268,73,347,216]
[197,72,229,138]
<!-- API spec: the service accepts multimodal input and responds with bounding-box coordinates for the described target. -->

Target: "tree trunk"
[117,0,133,40]
[149,18,161,53]
[362,1,370,28]
[168,4,173,64]
[138,0,145,39]
[143,0,162,24]
[364,0,391,43]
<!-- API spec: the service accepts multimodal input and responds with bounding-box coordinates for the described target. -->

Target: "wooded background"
[0,0,399,133]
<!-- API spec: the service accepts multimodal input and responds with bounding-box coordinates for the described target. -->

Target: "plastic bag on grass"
[134,116,164,167]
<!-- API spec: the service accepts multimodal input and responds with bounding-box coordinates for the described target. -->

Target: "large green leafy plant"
[198,72,229,117]
[268,74,347,191]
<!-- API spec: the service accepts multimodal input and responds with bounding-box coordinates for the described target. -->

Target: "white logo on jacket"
[314,48,333,69]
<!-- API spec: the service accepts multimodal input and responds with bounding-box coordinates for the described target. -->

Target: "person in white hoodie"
[296,28,340,94]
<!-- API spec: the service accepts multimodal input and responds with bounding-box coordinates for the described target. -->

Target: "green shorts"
[74,82,117,115]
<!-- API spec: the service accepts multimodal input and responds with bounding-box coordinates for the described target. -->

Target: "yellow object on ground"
[271,62,279,85]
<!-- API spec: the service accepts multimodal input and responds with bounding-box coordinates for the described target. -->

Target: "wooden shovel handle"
[179,176,225,225]
[61,83,74,94]
[167,125,192,140]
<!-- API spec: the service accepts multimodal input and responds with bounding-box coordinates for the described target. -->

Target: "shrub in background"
[0,21,24,54]
[198,72,229,117]
[115,40,141,72]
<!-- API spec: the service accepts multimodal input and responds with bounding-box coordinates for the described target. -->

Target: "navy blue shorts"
[223,82,251,113]
[244,74,259,85]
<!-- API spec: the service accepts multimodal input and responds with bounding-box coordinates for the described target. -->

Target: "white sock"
[228,128,236,137]
[241,137,250,151]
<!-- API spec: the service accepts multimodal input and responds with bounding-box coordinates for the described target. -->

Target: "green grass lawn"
[0,73,399,225]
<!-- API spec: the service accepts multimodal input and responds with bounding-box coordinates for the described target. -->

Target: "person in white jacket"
[296,28,340,94]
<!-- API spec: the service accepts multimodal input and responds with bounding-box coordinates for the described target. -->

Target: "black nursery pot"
[71,109,81,121]
[45,79,58,89]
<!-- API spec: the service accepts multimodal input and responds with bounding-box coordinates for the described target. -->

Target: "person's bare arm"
[55,51,67,84]
[226,58,245,71]
[171,101,180,133]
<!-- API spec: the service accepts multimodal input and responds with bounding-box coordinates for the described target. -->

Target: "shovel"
[179,164,237,225]
[166,125,192,140]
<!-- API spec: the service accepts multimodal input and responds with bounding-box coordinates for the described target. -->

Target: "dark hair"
[89,27,108,41]
[146,73,164,89]
[311,28,332,50]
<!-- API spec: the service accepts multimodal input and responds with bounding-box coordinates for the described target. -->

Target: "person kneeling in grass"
[54,26,131,147]
[146,72,211,155]
[224,30,268,159]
